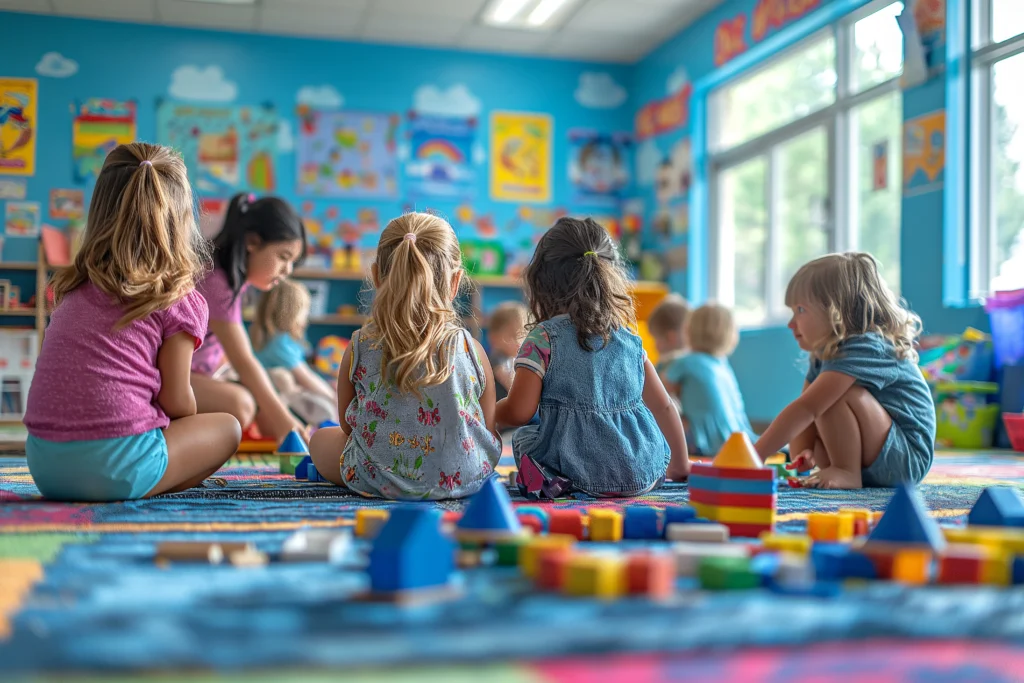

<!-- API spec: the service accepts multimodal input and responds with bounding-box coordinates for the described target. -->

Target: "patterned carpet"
[2,450,1024,678]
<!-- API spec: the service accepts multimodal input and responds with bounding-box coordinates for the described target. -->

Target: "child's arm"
[156,332,199,419]
[641,358,689,480]
[472,340,498,434]
[494,369,541,428]
[754,372,855,460]
[492,363,514,393]
[786,381,818,462]
[291,362,338,403]
[335,343,356,436]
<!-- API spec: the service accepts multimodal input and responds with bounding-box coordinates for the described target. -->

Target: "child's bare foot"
[805,466,862,489]
[666,461,691,482]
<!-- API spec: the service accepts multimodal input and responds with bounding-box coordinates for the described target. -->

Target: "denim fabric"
[512,315,669,496]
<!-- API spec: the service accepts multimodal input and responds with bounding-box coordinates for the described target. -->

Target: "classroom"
[2,0,1024,678]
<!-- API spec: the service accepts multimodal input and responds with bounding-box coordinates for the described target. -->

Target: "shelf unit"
[0,245,52,347]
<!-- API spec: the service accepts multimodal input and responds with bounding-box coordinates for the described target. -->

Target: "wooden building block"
[891,549,931,584]
[838,508,873,536]
[698,555,760,590]
[625,553,675,599]
[549,509,585,540]
[672,541,748,576]
[692,502,774,525]
[356,509,390,538]
[588,509,623,542]
[760,533,811,555]
[537,547,572,590]
[519,534,577,578]
[807,513,843,542]
[564,555,626,599]
[666,522,729,543]
[937,545,990,584]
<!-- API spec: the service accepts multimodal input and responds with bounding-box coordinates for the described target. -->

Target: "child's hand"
[666,458,691,482]
[786,449,816,473]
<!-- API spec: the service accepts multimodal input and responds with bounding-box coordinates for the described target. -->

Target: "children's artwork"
[406,113,476,200]
[460,239,505,277]
[568,130,630,207]
[72,99,136,183]
[49,188,85,219]
[198,197,228,239]
[157,101,278,196]
[912,0,945,70]
[0,78,37,176]
[297,108,399,198]
[315,335,348,376]
[490,111,552,203]
[0,179,26,199]
[903,110,945,196]
[872,140,889,191]
[302,204,379,270]
[4,201,40,237]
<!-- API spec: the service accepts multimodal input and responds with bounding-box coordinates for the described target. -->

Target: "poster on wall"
[903,110,944,196]
[0,78,37,176]
[72,99,137,183]
[568,130,630,207]
[297,108,399,198]
[0,179,26,200]
[157,101,278,196]
[50,189,85,219]
[405,113,476,200]
[490,111,552,203]
[913,0,945,69]
[4,201,40,237]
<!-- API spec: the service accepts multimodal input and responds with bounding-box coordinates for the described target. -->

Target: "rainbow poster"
[72,99,137,183]
[406,113,476,200]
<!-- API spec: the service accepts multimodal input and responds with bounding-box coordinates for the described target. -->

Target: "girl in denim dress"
[495,217,690,498]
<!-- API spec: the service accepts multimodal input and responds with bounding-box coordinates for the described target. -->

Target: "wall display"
[72,99,136,183]
[405,113,476,200]
[0,78,37,176]
[297,108,399,198]
[0,180,26,200]
[4,201,40,237]
[490,112,552,203]
[903,110,944,196]
[568,130,630,207]
[49,188,85,219]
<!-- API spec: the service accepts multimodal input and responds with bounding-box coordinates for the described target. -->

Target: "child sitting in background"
[495,217,689,496]
[250,279,337,426]
[647,293,691,378]
[754,252,935,489]
[309,213,502,500]
[487,301,528,401]
[663,303,756,456]
[24,143,241,501]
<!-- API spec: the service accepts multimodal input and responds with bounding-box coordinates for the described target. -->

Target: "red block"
[689,463,775,481]
[688,488,776,508]
[537,548,572,590]
[723,522,773,538]
[443,511,462,526]
[866,551,895,579]
[852,518,869,536]
[626,553,675,599]
[518,515,543,535]
[939,552,985,584]
[549,509,585,540]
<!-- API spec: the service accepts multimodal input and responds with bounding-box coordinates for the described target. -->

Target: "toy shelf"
[0,245,53,350]
[292,268,366,282]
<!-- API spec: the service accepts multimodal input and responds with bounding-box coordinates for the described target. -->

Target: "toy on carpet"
[454,475,525,543]
[515,454,571,500]
[281,528,352,563]
[236,423,277,454]
[154,542,257,566]
[277,430,308,476]
[355,509,390,539]
[363,506,458,605]
[687,433,777,537]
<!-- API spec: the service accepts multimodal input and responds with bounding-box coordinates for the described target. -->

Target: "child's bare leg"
[310,427,348,486]
[146,413,242,496]
[192,374,257,429]
[808,386,891,489]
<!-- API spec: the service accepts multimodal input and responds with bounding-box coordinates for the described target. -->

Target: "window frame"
[707,0,904,328]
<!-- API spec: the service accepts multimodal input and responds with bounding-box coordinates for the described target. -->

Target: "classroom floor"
[2,449,1024,680]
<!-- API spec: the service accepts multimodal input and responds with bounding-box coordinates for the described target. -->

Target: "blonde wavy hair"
[250,279,310,351]
[785,252,921,362]
[687,303,738,356]
[366,212,466,394]
[50,142,210,329]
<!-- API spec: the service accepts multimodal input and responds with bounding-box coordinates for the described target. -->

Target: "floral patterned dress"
[340,326,502,500]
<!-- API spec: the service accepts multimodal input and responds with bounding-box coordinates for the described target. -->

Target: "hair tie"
[583,251,597,257]
[404,233,417,244]
[139,160,152,167]
[247,193,256,203]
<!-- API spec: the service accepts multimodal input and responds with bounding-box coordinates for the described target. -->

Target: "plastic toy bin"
[1004,413,1024,452]
[934,381,1000,449]
[986,289,1024,369]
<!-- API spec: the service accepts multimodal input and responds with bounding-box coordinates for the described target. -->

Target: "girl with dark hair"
[191,192,309,442]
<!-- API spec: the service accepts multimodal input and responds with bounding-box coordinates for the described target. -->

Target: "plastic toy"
[455,475,523,543]
[315,335,348,377]
[520,535,577,579]
[276,430,309,475]
[839,508,873,536]
[968,486,1024,528]
[515,507,549,532]
[665,522,729,543]
[366,506,455,600]
[672,542,747,577]
[623,506,662,540]
[494,536,530,567]
[759,533,811,555]
[537,548,572,590]
[625,553,675,599]
[588,509,623,542]
[565,555,626,599]
[294,455,314,480]
[1013,556,1024,585]
[281,528,351,563]
[355,509,390,538]
[864,484,946,553]
[548,509,585,540]
[662,505,697,530]
[687,433,777,538]
[806,512,855,542]
[938,546,989,584]
[698,555,759,590]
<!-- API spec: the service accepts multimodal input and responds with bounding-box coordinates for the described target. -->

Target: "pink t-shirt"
[25,284,209,442]
[191,268,247,376]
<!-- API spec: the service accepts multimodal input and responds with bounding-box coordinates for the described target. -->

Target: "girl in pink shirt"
[24,143,242,501]
[190,193,308,443]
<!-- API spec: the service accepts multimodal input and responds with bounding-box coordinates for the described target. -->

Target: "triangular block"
[712,433,762,469]
[294,455,313,480]
[866,484,945,552]
[456,475,522,538]
[276,430,308,456]
[968,487,1024,528]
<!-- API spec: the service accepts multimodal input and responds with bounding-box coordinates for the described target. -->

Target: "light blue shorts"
[26,428,169,501]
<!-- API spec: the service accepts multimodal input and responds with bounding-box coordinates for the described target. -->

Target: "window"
[709,1,904,327]
[971,1,1024,295]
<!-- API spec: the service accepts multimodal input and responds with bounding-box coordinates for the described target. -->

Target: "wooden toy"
[968,486,1024,528]
[455,476,524,543]
[276,430,308,475]
[982,550,1012,586]
[366,506,456,602]
[494,536,530,567]
[665,522,729,543]
[588,509,623,542]
[672,542,748,576]
[280,529,351,563]
[537,547,572,590]
[810,543,853,580]
[937,545,989,584]
[456,549,483,568]
[759,533,810,555]
[155,542,254,564]
[863,484,946,553]
[623,506,662,539]
[687,433,776,537]
[356,509,390,538]
[891,549,931,584]
[294,455,314,481]
[838,508,873,536]
[625,553,675,599]
[519,535,577,578]
[806,512,854,542]
[548,509,585,540]
[662,505,697,530]
[564,555,626,599]
[698,555,760,590]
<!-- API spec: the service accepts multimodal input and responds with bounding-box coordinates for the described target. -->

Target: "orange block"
[625,553,675,599]
[807,513,840,542]
[892,549,931,584]
[537,547,572,590]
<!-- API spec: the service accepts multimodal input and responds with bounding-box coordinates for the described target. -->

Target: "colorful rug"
[2,450,1024,677]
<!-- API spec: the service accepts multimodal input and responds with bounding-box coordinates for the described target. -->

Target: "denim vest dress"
[511,315,669,496]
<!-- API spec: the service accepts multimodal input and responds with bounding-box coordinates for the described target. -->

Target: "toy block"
[663,505,697,528]
[294,455,314,480]
[969,486,1024,528]
[518,515,543,535]
[277,430,308,474]
[862,549,896,579]
[723,522,773,539]
[516,506,549,532]
[760,533,811,555]
[456,549,483,568]
[456,475,522,542]
[548,509,585,540]
[625,553,676,599]
[690,463,776,481]
[281,528,351,563]
[368,506,453,594]
[623,506,662,539]
[564,555,626,599]
[495,535,531,567]
[938,545,990,584]
[891,549,931,584]
[691,503,774,526]
[588,509,623,542]
[306,462,328,482]
[865,484,945,553]
[810,543,853,580]
[688,488,776,508]
[982,550,1012,586]
[698,555,760,590]
[356,509,390,538]
[229,546,269,568]
[689,474,777,495]
[711,432,762,469]
[317,420,341,429]
[838,508,873,536]
[1013,556,1024,585]
[672,542,747,576]
[666,522,729,543]
[519,534,577,578]
[537,547,572,590]
[807,513,848,542]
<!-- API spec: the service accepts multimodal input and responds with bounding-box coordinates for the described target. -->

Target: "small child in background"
[663,303,756,456]
[487,301,528,401]
[754,252,935,489]
[24,143,241,501]
[495,217,689,497]
[647,293,691,378]
[309,213,502,500]
[250,279,337,426]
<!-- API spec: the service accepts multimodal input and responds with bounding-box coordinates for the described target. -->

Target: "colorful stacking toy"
[687,433,777,537]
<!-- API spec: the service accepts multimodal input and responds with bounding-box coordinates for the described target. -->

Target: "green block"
[698,555,760,591]
[494,537,528,566]
[769,463,789,480]
[279,455,302,475]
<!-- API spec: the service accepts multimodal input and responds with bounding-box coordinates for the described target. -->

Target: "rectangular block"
[983,550,1012,586]
[623,506,662,539]
[938,545,989,584]
[537,548,572,590]
[519,534,577,578]
[690,463,776,481]
[689,488,776,508]
[806,513,847,542]
[588,509,623,542]
[672,541,748,576]
[549,510,585,540]
[663,505,697,527]
[564,556,626,599]
[760,533,811,555]
[723,522,774,538]
[692,502,775,525]
[892,549,931,584]
[666,522,729,543]
[626,553,675,599]
[689,474,778,495]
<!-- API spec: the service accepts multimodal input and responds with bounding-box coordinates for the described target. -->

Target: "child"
[495,217,689,496]
[191,192,308,442]
[309,213,502,500]
[487,301,528,401]
[647,293,691,378]
[251,279,337,426]
[663,303,757,455]
[24,143,241,501]
[754,252,935,489]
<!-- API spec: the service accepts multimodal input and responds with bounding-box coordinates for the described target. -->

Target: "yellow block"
[759,533,811,555]
[693,502,774,525]
[982,550,1012,586]
[564,555,626,599]
[711,433,762,469]
[835,512,855,541]
[0,560,43,641]
[891,549,931,584]
[519,534,577,578]
[807,513,841,542]
[839,508,872,525]
[355,509,390,538]
[588,509,623,542]
[962,526,1024,554]
[943,528,989,546]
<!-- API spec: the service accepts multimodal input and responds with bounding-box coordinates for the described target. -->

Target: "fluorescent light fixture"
[490,0,531,23]
[527,0,568,26]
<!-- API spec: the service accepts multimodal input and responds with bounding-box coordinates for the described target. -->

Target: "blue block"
[663,505,697,527]
[867,484,945,552]
[277,429,308,456]
[307,462,327,482]
[969,487,1024,528]
[811,543,851,580]
[750,552,781,586]
[1013,557,1024,585]
[623,506,662,539]
[318,420,341,429]
[369,506,453,593]
[294,456,313,481]
[838,551,877,580]
[689,475,778,495]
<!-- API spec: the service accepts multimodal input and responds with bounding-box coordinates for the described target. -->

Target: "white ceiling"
[1,0,725,63]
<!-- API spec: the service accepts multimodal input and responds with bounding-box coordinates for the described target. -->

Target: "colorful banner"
[406,113,476,200]
[635,84,691,141]
[913,0,946,70]
[714,0,821,66]
[903,110,944,195]
[297,108,399,198]
[568,130,630,207]
[72,99,136,183]
[4,201,40,237]
[490,111,552,203]
[157,102,278,196]
[0,78,37,176]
